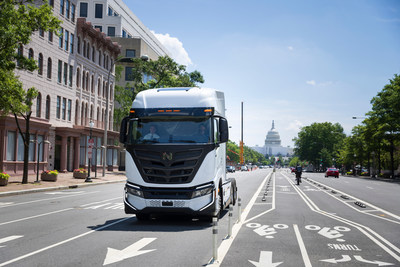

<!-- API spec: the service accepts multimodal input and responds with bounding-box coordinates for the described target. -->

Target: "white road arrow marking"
[318,227,344,239]
[249,251,283,267]
[0,235,23,248]
[320,255,351,264]
[103,238,156,265]
[354,255,394,266]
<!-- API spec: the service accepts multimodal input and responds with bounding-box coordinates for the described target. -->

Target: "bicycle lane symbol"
[246,223,289,238]
[305,225,350,242]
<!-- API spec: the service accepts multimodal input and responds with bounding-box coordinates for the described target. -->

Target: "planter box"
[41,173,58,182]
[0,179,8,186]
[73,172,87,179]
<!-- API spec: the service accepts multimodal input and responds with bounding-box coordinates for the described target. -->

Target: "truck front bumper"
[124,182,217,216]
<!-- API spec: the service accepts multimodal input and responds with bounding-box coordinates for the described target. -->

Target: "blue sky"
[126,0,400,148]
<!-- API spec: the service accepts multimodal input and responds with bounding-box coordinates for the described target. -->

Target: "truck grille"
[131,146,211,184]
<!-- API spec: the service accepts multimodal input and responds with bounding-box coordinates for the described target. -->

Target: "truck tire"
[230,179,237,206]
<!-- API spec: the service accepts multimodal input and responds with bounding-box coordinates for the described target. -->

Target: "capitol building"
[252,121,294,157]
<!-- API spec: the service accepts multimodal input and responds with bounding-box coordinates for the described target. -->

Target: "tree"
[293,122,346,170]
[0,0,61,183]
[114,56,204,130]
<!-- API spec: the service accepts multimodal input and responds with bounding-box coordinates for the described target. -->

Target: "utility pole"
[240,101,244,165]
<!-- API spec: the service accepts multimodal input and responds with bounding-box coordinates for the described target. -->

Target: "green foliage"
[227,140,240,163]
[293,122,346,169]
[0,0,61,183]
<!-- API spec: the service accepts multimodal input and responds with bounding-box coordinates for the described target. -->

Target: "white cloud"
[306,80,316,86]
[306,80,333,87]
[286,120,304,132]
[151,31,192,66]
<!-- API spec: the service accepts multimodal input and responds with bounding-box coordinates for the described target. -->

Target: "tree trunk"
[22,113,31,184]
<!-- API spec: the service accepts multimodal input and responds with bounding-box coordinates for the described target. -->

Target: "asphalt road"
[0,169,399,266]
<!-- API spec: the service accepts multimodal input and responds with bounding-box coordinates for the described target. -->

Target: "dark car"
[325,168,339,178]
[226,166,235,173]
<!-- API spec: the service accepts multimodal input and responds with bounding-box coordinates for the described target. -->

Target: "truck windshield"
[128,117,213,144]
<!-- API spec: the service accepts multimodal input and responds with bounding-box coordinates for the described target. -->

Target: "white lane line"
[0,191,99,208]
[293,224,312,267]
[0,217,132,267]
[207,172,274,266]
[283,173,400,263]
[0,208,73,226]
[306,177,400,222]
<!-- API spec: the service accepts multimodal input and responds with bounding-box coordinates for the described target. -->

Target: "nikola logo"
[162,152,173,161]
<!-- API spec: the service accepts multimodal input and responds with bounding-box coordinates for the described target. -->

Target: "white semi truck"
[119,87,237,220]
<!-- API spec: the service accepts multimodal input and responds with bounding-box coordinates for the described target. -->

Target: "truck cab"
[119,87,237,220]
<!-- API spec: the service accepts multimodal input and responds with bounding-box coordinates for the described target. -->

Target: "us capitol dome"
[252,120,293,157]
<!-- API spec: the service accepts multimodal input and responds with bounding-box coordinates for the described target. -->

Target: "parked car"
[240,166,248,171]
[226,166,235,173]
[325,168,339,178]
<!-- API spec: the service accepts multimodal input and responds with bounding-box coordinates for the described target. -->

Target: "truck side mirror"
[219,118,229,143]
[119,116,130,144]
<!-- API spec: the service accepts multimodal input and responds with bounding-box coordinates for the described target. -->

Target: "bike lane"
[220,170,399,266]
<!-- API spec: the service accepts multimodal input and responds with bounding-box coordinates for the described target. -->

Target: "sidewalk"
[0,171,127,197]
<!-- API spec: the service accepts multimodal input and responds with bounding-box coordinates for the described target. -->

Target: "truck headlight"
[126,185,144,198]
[192,185,213,198]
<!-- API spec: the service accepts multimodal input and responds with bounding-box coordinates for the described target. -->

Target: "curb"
[0,179,126,197]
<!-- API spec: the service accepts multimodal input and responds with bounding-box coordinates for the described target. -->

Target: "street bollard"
[228,204,233,238]
[237,197,242,223]
[212,217,218,263]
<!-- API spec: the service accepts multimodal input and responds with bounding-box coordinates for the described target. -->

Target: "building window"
[49,0,54,7]
[71,4,75,22]
[57,60,62,83]
[59,28,63,48]
[94,25,102,32]
[69,65,73,86]
[92,46,95,62]
[7,131,16,161]
[45,95,50,119]
[36,93,41,117]
[65,30,69,51]
[60,0,64,15]
[63,62,68,85]
[47,58,52,79]
[66,0,70,19]
[28,48,34,60]
[76,68,80,88]
[95,4,103,18]
[108,6,113,16]
[67,99,72,121]
[125,67,133,81]
[70,34,74,53]
[62,98,66,120]
[56,96,61,119]
[126,49,136,58]
[39,28,44,37]
[80,2,88,17]
[17,133,24,161]
[17,44,23,67]
[38,53,43,75]
[86,44,90,59]
[122,30,126,38]
[77,37,80,54]
[98,51,102,65]
[107,27,115,37]
[48,31,53,42]
[83,41,86,57]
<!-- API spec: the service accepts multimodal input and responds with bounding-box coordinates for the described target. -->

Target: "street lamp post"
[86,120,94,183]
[103,55,149,176]
[30,139,50,183]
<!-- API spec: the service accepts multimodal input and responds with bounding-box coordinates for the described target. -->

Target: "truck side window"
[213,118,219,143]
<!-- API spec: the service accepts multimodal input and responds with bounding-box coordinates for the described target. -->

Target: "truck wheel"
[231,179,237,206]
